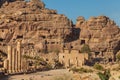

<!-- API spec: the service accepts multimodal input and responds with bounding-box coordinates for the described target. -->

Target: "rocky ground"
[1,65,120,80]
[1,69,101,80]
[2,69,73,80]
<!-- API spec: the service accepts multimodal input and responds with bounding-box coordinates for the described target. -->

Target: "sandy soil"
[1,68,120,80]
[1,69,73,80]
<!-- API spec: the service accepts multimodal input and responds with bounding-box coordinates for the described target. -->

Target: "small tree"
[97,69,111,80]
[116,51,120,62]
[93,63,104,71]
[54,60,64,69]
[81,44,91,53]
[81,44,91,59]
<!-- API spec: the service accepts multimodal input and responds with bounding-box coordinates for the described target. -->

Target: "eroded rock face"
[76,16,120,55]
[0,0,120,63]
[0,0,72,53]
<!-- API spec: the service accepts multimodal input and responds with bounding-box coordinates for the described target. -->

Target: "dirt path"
[2,69,73,80]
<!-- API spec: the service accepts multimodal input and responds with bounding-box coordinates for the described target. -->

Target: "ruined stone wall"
[59,49,88,68]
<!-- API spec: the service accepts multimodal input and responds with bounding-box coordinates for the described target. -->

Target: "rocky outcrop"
[0,0,72,53]
[76,16,120,60]
[0,0,120,65]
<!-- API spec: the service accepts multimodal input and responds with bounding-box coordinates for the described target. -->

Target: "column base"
[12,70,15,73]
[8,70,12,74]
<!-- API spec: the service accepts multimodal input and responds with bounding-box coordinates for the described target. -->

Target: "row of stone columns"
[4,41,25,74]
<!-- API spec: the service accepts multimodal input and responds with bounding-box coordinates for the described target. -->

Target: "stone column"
[21,49,24,72]
[17,41,21,72]
[8,46,12,73]
[4,59,8,71]
[12,48,15,73]
[15,48,18,73]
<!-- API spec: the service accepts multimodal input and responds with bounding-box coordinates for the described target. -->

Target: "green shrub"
[118,76,120,79]
[54,60,64,69]
[70,67,93,73]
[70,67,80,72]
[97,72,107,80]
[94,63,104,71]
[116,52,120,62]
[45,63,52,70]
[97,69,111,80]
[81,44,91,53]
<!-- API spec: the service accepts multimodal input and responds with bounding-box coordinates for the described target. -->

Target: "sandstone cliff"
[0,0,72,53]
[76,16,120,57]
[0,0,120,63]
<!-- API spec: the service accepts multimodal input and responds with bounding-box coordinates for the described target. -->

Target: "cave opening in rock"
[17,35,23,39]
[81,40,85,45]
[0,38,3,42]
[95,52,100,57]
[2,30,4,32]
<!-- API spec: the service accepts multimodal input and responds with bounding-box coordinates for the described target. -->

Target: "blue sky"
[43,0,120,26]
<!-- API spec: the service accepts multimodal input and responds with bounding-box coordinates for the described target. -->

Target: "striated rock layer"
[75,16,120,61]
[0,0,120,64]
[0,0,72,53]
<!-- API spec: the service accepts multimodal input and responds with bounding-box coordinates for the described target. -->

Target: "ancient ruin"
[0,0,120,75]
[59,49,88,68]
[3,40,28,74]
